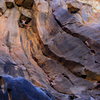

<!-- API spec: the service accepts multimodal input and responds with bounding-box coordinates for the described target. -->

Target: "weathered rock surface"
[0,0,100,100]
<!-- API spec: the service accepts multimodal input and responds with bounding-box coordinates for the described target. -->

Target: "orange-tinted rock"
[0,0,100,100]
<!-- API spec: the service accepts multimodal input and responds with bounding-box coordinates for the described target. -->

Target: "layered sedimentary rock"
[0,0,100,100]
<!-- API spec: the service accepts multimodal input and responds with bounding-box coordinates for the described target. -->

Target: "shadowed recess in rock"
[14,0,35,9]
[3,60,24,77]
[18,14,32,28]
[5,2,14,9]
[68,4,80,14]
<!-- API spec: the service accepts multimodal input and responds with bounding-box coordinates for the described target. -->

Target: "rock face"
[0,0,100,100]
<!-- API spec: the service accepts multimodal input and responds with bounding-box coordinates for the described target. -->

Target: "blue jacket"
[0,75,55,100]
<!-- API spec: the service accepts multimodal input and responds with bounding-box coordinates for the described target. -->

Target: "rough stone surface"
[0,0,100,100]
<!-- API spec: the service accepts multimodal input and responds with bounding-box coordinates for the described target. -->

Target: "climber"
[0,75,55,100]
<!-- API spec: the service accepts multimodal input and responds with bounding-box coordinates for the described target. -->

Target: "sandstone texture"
[0,0,100,100]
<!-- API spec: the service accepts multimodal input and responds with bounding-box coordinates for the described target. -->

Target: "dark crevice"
[0,8,7,17]
[5,2,14,9]
[42,44,84,68]
[0,8,3,16]
[53,15,93,49]
[22,0,34,9]
[18,14,32,28]
[62,73,74,85]
[15,0,35,9]
[67,4,80,14]
[90,50,96,55]
[80,75,87,79]
[69,95,78,100]
[95,61,100,64]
